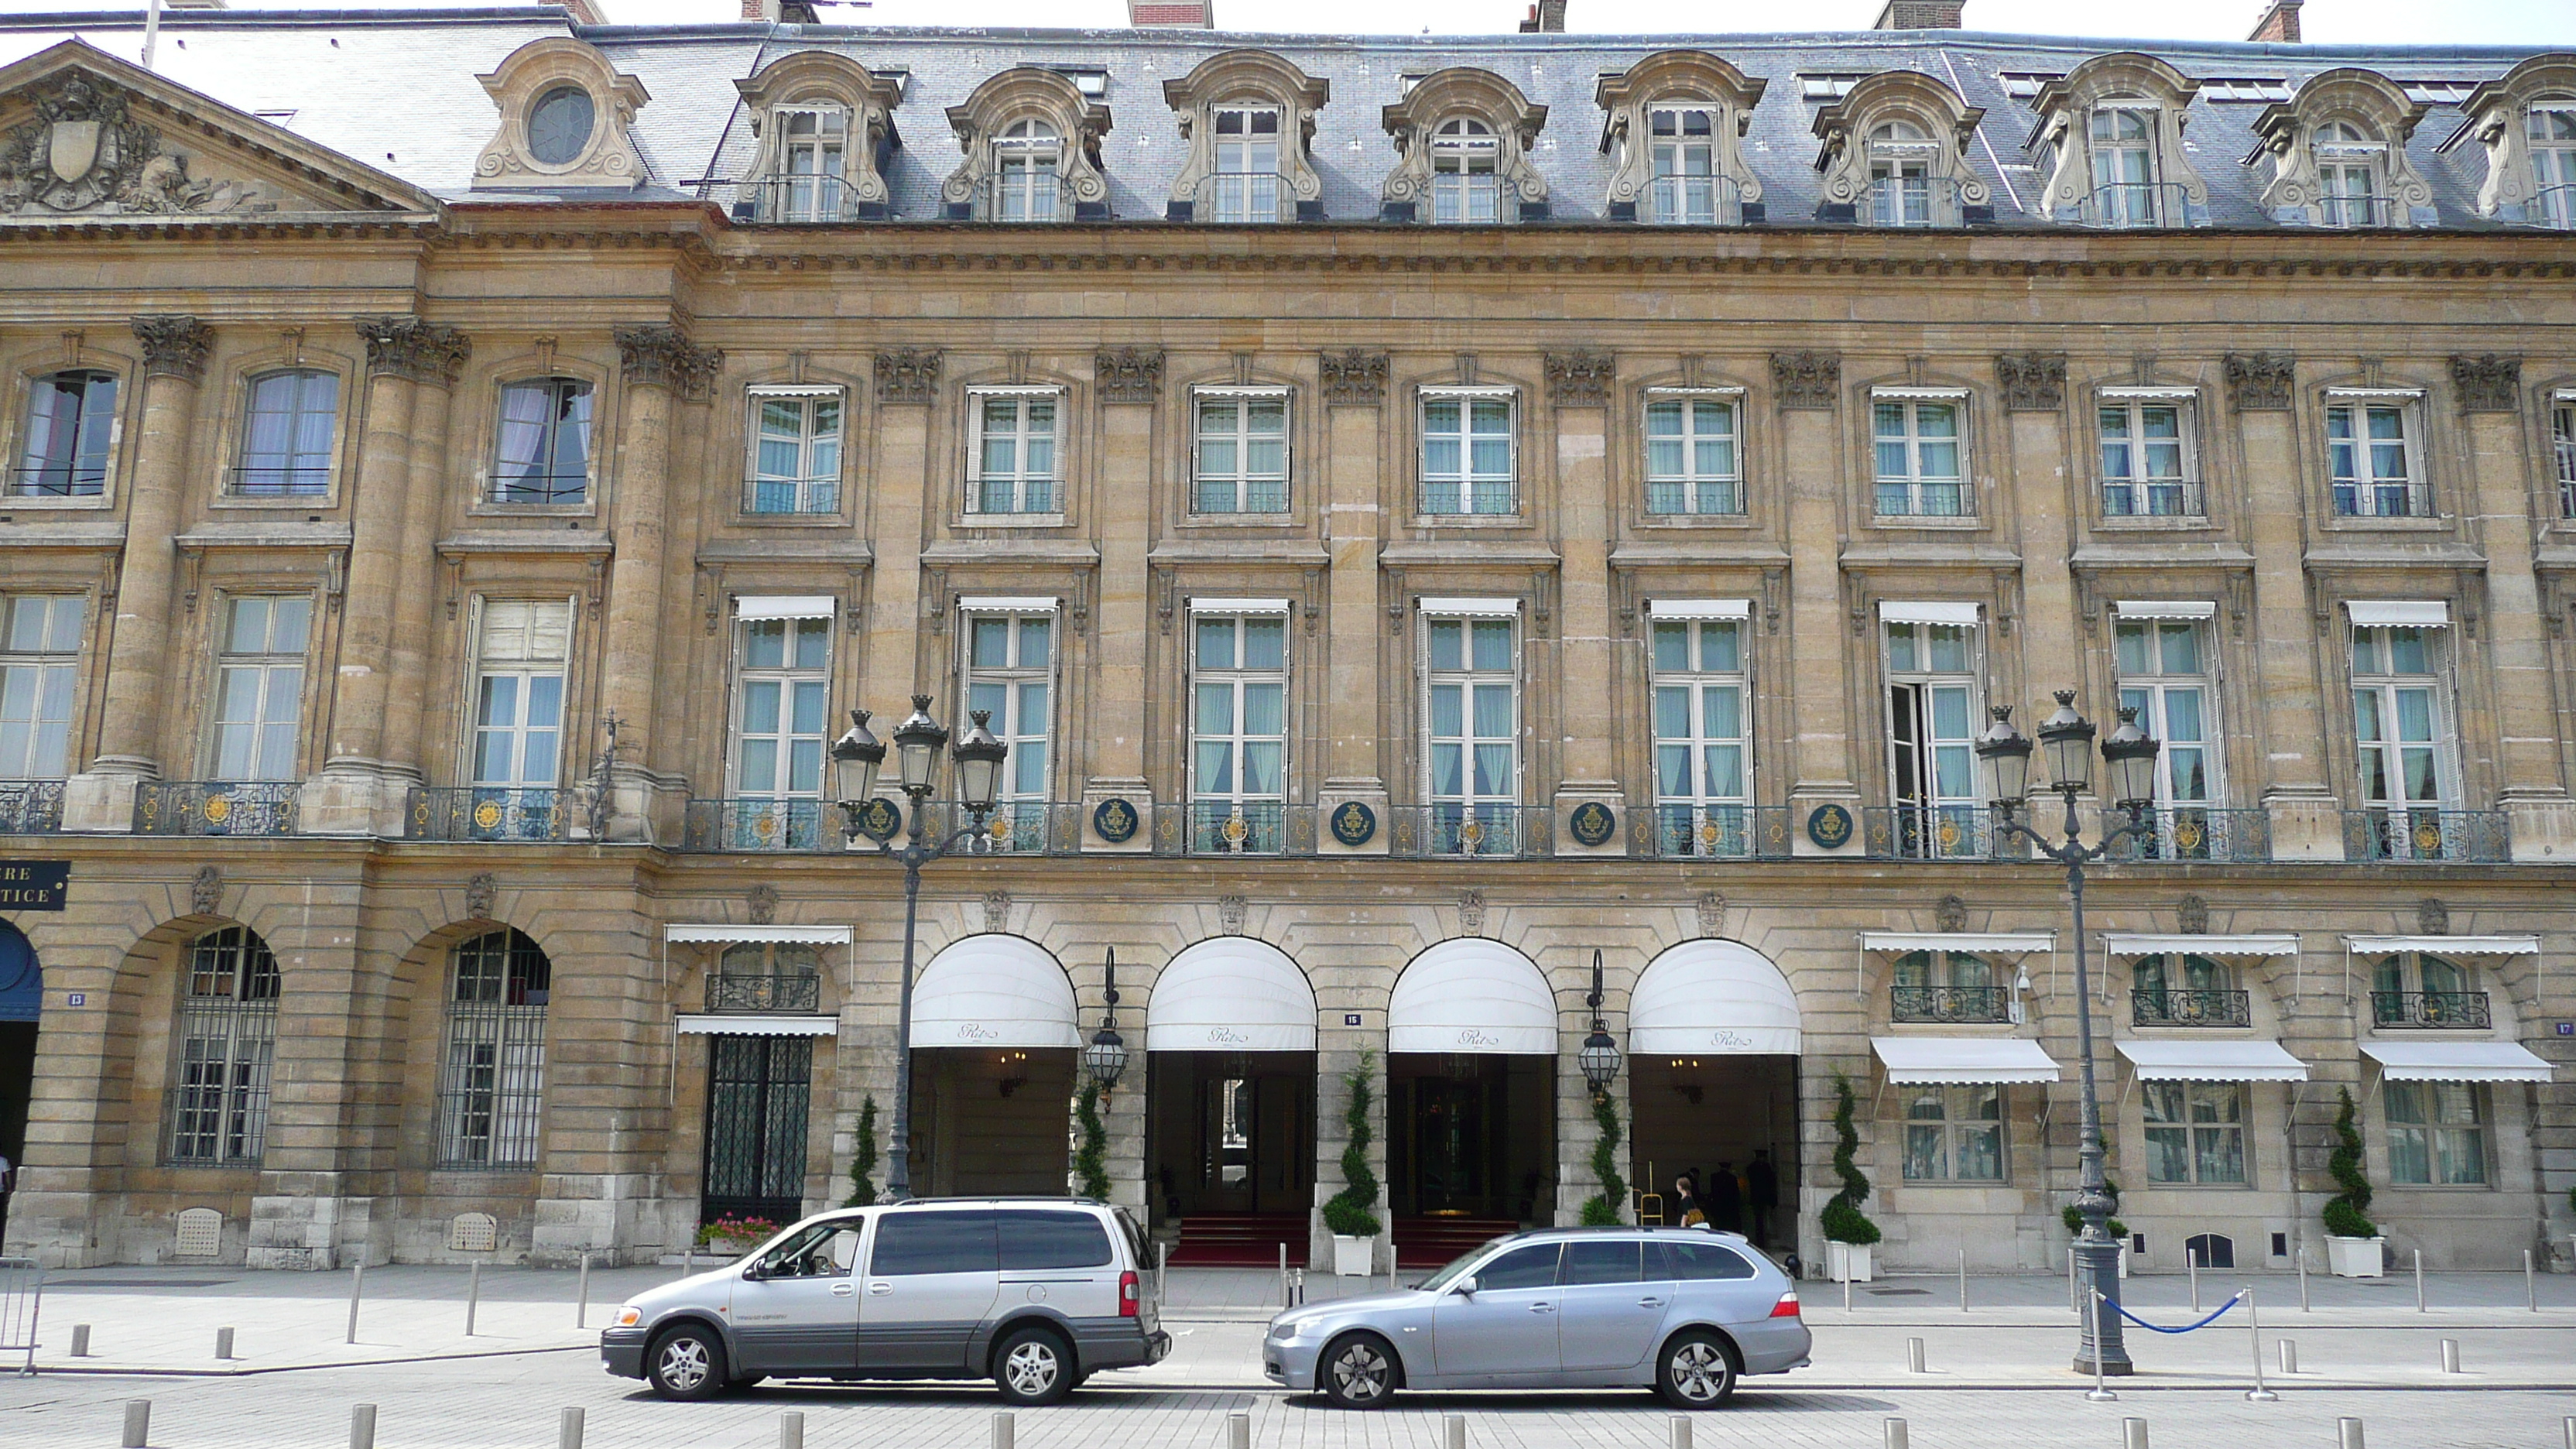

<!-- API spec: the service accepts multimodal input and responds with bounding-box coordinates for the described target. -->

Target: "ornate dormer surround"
[1162,50,1330,222]
[1593,50,1768,224]
[1810,70,1989,225]
[2248,67,2434,228]
[472,37,651,190]
[2439,53,2576,224]
[1379,67,1550,223]
[733,51,906,221]
[942,67,1112,221]
[2026,52,2210,226]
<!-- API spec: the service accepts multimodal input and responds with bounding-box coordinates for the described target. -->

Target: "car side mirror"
[740,1265,764,1282]
[1453,1276,1478,1298]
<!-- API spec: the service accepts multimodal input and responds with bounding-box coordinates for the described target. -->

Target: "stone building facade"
[0,9,2570,1277]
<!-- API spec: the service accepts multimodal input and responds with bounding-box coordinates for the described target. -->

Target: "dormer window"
[1597,51,1768,227]
[1649,106,1721,224]
[2314,122,2387,227]
[1208,107,1283,222]
[2250,68,2430,230]
[2441,58,2576,229]
[1431,118,1501,224]
[775,106,847,222]
[994,118,1062,221]
[944,67,1113,223]
[1164,51,1331,225]
[1380,67,1549,225]
[2028,54,2208,228]
[735,53,905,224]
[2088,105,2162,225]
[2531,103,2576,228]
[1868,119,1937,225]
[526,86,596,166]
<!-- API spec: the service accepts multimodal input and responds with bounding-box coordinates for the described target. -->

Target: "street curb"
[29,1345,592,1378]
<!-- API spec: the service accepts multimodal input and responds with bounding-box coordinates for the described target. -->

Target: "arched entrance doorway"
[0,923,36,1238]
[908,933,1080,1197]
[1385,939,1558,1266]
[1627,940,1801,1250]
[1147,938,1316,1265]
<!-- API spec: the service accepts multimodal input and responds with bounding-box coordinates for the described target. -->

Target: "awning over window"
[957,595,1059,613]
[666,924,851,946]
[2344,601,2450,629]
[735,594,835,622]
[1187,597,1292,615]
[1862,931,2055,954]
[1388,939,1555,1054]
[2112,601,2216,621]
[1630,939,1801,1056]
[1646,598,1753,621]
[2115,1040,2308,1082]
[1416,597,1522,618]
[1877,601,1981,627]
[1872,1037,2062,1084]
[1147,937,1317,1053]
[911,933,1079,1050]
[2361,1042,2554,1083]
[2343,935,2537,956]
[676,1015,838,1036]
[2104,933,2300,957]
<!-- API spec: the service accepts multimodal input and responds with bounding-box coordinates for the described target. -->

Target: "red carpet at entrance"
[1165,1213,1310,1266]
[1394,1216,1521,1269]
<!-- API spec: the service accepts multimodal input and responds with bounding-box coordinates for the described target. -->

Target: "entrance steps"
[1165,1212,1310,1267]
[1393,1215,1521,1269]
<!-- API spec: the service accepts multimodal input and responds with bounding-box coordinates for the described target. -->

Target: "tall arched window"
[436,928,551,1169]
[2369,951,2489,1029]
[1868,120,1936,226]
[711,940,820,1013]
[994,118,1062,221]
[168,926,279,1166]
[1430,117,1500,224]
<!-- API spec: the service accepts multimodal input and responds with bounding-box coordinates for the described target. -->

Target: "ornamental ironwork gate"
[702,1035,811,1230]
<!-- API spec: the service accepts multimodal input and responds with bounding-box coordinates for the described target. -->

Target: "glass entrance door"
[704,1035,813,1230]
[1410,1077,1487,1213]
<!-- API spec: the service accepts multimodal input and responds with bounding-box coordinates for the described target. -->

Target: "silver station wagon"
[602,1199,1169,1405]
[1264,1228,1809,1409]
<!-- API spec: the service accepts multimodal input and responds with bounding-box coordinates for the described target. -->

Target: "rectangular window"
[0,594,84,780]
[2318,152,2382,228]
[471,601,569,788]
[1420,392,1515,516]
[2088,106,2160,226]
[1424,615,1518,851]
[2352,624,2454,825]
[1650,617,1749,856]
[734,615,831,807]
[168,929,278,1166]
[776,106,847,222]
[1430,123,1500,224]
[1193,392,1289,513]
[1873,397,1966,516]
[1885,620,1981,858]
[491,378,592,505]
[12,370,118,497]
[2115,618,2217,810]
[2385,1081,2486,1185]
[1208,107,1282,222]
[1902,1084,2005,1181]
[235,370,338,496]
[971,392,1060,515]
[1649,106,1721,224]
[1190,614,1287,851]
[2098,398,2197,516]
[749,392,843,516]
[2327,399,2427,517]
[2143,1081,2247,1184]
[1643,395,1742,515]
[209,595,310,781]
[993,122,1060,221]
[2551,397,2574,518]
[964,611,1054,804]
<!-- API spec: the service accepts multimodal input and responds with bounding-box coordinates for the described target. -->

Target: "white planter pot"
[1332,1235,1374,1278]
[2327,1235,2386,1278]
[1826,1242,1873,1283]
[2118,1244,2130,1279]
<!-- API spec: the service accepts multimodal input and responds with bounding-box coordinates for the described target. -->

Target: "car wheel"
[1317,1332,1399,1410]
[993,1325,1074,1406]
[1656,1330,1738,1410]
[646,1324,728,1401]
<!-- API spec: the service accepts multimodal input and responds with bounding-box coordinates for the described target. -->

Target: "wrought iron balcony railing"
[2101,807,2272,864]
[681,798,836,853]
[707,176,868,224]
[1868,175,1964,228]
[2344,809,2509,864]
[2369,990,2492,1029]
[1156,801,1312,856]
[2530,183,2576,231]
[7,464,108,497]
[135,781,300,837]
[409,787,574,842]
[1634,803,1793,859]
[705,972,823,1014]
[2131,988,2252,1027]
[1646,172,1745,227]
[1865,804,1995,862]
[226,464,330,498]
[1388,804,1552,858]
[2100,477,2207,519]
[1890,985,2012,1024]
[1191,171,1299,223]
[0,779,66,834]
[2075,181,2200,229]
[745,474,840,516]
[2315,193,2400,228]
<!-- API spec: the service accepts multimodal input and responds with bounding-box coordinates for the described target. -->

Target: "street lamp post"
[831,696,1008,1202]
[1975,690,2160,1378]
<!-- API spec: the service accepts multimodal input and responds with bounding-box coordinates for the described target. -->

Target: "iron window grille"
[436,928,550,1170]
[165,926,280,1166]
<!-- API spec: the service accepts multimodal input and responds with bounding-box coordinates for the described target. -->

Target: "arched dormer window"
[1379,67,1549,224]
[2529,103,2576,226]
[943,69,1112,222]
[2441,55,2576,228]
[1595,50,1769,226]
[1163,50,1329,224]
[2250,69,2432,229]
[2027,53,2209,228]
[471,37,651,192]
[1811,70,1989,228]
[732,53,905,224]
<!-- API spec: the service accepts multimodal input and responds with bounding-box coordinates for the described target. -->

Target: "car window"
[997,1210,1113,1270]
[1473,1242,1561,1291]
[1559,1239,1642,1286]
[869,1210,999,1276]
[1654,1239,1757,1281]
[755,1221,863,1279]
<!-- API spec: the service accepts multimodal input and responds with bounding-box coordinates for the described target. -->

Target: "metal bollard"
[2279,1339,2298,1375]
[2122,1417,2149,1449]
[2187,1247,2200,1313]
[2563,1416,2574,1449]
[347,1260,365,1345]
[1228,1410,1251,1449]
[1669,1415,1691,1449]
[1279,1243,1289,1310]
[577,1252,592,1329]
[1843,1270,1852,1312]
[2086,1290,2118,1402]
[1906,1336,1926,1374]
[121,1399,149,1449]
[780,1410,805,1449]
[1958,1249,1967,1312]
[214,1327,234,1361]
[349,1404,376,1449]
[70,1324,89,1358]
[1882,1418,1910,1449]
[2245,1285,2276,1403]
[2299,1245,2311,1313]
[2529,1250,2539,1314]
[2440,1338,2459,1374]
[990,1411,1012,1449]
[560,1407,585,1449]
[466,1261,482,1337]
[2414,1249,2425,1314]
[1159,1241,1169,1302]
[2338,1417,2365,1449]
[2068,1247,2078,1314]
[1444,1413,1466,1449]
[680,1245,694,1281]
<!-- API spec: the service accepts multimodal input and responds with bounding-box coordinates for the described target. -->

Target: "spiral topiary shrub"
[1321,1054,1382,1238]
[1073,1082,1111,1201]
[2323,1086,2378,1238]
[1579,1088,1628,1226]
[844,1095,879,1207]
[1820,1072,1880,1245]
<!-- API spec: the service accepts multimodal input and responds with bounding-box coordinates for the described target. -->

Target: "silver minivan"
[602,1199,1168,1404]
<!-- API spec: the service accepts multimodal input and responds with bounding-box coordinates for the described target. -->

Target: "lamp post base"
[2074,1237,2135,1376]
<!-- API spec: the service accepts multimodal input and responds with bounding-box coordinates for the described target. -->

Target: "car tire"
[645,1324,728,1401]
[992,1325,1075,1406]
[1317,1332,1399,1410]
[1655,1330,1738,1410]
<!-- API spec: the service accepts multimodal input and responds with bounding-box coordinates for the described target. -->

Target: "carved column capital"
[2448,354,2521,413]
[1769,350,1838,409]
[132,315,213,384]
[1317,348,1389,406]
[1545,349,1615,407]
[356,316,471,387]
[2223,351,2295,411]
[1995,351,2067,412]
[874,347,944,405]
[1094,347,1165,405]
[615,324,721,396]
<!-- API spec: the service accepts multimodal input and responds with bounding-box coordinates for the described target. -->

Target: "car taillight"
[1769,1291,1801,1319]
[1120,1269,1141,1317]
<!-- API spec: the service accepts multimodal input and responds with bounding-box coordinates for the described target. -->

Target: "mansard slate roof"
[0,5,2564,228]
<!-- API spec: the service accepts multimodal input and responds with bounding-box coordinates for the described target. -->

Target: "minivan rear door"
[861,1208,1000,1373]
[997,1208,1120,1319]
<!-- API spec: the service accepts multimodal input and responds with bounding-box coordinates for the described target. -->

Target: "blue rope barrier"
[2101,1291,2243,1334]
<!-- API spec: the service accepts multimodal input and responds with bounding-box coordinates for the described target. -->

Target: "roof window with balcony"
[1163,50,1330,223]
[2249,68,2434,228]
[728,52,904,223]
[1379,67,1550,224]
[1595,50,1769,226]
[2026,53,2211,228]
[943,67,1113,222]
[2441,53,2576,229]
[1809,70,1991,227]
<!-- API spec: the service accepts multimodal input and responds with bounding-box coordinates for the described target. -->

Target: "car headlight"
[613,1306,642,1328]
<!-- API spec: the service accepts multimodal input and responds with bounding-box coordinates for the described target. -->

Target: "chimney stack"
[1128,0,1214,26]
[1516,0,1567,33]
[1872,0,1963,28]
[2248,0,2301,43]
[740,0,820,19]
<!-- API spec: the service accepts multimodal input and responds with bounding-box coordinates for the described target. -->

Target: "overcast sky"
[31,0,2574,43]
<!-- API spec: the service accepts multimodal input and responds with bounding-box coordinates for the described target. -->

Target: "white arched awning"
[1147,938,1317,1053]
[911,933,1079,1049]
[1388,939,1557,1054]
[1630,940,1803,1056]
